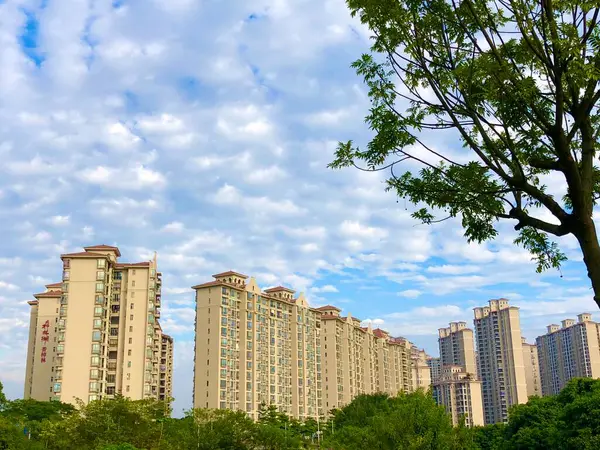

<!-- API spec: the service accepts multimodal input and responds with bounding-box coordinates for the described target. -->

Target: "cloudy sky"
[0,0,597,416]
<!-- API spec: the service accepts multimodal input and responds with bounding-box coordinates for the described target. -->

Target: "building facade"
[411,348,432,391]
[192,273,322,420]
[474,299,528,425]
[428,357,441,384]
[432,365,484,427]
[521,337,541,398]
[536,313,600,397]
[438,322,477,375]
[433,322,483,426]
[24,245,173,406]
[192,272,415,419]
[160,333,174,402]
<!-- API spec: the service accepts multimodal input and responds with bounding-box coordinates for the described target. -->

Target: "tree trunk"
[575,217,600,310]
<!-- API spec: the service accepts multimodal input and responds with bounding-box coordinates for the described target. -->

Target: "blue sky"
[0,0,597,416]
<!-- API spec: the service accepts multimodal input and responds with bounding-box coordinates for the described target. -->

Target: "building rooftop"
[60,251,107,258]
[212,271,248,279]
[115,261,151,268]
[33,290,62,298]
[264,286,296,293]
[83,244,122,257]
[315,305,341,312]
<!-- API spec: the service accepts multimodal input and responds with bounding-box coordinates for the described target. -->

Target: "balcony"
[106,361,117,371]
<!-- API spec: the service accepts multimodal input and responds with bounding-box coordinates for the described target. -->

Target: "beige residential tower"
[536,313,600,396]
[474,299,528,424]
[433,322,483,426]
[24,245,173,406]
[192,272,415,419]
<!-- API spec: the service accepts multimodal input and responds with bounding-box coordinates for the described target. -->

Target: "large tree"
[330,0,600,307]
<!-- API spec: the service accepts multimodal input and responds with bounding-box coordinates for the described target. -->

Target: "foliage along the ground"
[2,378,600,449]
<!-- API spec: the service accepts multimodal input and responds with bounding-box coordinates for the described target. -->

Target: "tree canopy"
[3,378,600,449]
[473,377,600,449]
[330,0,600,308]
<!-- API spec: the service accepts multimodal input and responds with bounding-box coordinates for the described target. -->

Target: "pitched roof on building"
[320,315,341,321]
[45,282,62,288]
[191,279,246,290]
[373,329,388,338]
[83,244,122,256]
[212,271,248,279]
[115,262,151,268]
[264,286,295,293]
[60,251,107,258]
[33,290,62,298]
[315,305,341,312]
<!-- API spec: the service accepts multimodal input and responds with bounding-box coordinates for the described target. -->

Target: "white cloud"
[79,165,166,190]
[397,289,422,298]
[426,265,481,275]
[6,156,70,175]
[162,222,185,233]
[0,281,19,291]
[213,184,305,216]
[48,215,70,226]
[244,166,287,184]
[339,220,388,240]
[312,284,338,293]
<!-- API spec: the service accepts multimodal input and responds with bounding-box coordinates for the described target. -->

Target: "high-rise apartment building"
[411,348,432,391]
[474,299,528,424]
[433,322,483,426]
[24,245,173,405]
[536,313,600,396]
[160,332,174,401]
[319,308,413,410]
[192,272,322,420]
[438,322,477,375]
[192,272,415,419]
[428,357,441,384]
[432,366,484,427]
[521,337,541,398]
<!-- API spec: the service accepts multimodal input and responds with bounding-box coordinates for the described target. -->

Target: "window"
[96,271,105,281]
[95,295,104,305]
[94,306,103,317]
[129,326,133,332]
[132,280,136,287]
[127,373,131,380]
[128,349,132,356]
[90,356,100,366]
[63,270,70,280]
[129,338,132,344]
[130,314,134,321]
[131,303,134,310]
[90,369,99,379]
[56,344,64,353]
[95,283,104,293]
[91,343,101,354]
[132,269,136,275]
[128,361,132,368]
[97,259,106,268]
[131,292,135,298]
[92,331,101,342]
[89,382,99,392]
[126,385,130,392]
[88,395,98,403]
[93,319,102,329]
